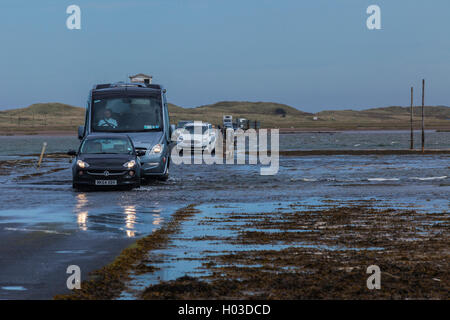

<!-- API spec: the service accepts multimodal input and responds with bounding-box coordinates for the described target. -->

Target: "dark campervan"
[68,134,145,190]
[77,82,175,181]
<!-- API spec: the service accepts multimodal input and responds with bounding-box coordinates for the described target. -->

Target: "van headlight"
[76,160,89,168]
[123,160,136,169]
[150,144,163,154]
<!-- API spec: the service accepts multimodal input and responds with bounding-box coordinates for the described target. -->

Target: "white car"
[176,122,216,153]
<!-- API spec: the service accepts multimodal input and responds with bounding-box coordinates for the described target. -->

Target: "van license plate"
[95,180,117,186]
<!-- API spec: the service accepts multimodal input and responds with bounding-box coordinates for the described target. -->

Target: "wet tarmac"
[0,149,448,299]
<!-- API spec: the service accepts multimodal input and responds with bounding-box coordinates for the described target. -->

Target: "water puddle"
[1,286,27,291]
[55,250,87,254]
[0,200,178,238]
[4,227,71,235]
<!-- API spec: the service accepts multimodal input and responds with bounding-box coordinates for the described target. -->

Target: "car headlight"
[76,160,89,168]
[151,144,163,154]
[123,160,136,169]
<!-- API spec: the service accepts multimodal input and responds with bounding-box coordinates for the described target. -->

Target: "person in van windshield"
[98,109,118,128]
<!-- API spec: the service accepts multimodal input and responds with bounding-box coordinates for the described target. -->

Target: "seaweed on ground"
[54,205,200,300]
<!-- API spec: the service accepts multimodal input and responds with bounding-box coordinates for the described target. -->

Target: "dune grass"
[0,101,449,134]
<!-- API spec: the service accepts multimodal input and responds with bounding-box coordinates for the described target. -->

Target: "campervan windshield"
[91,96,163,133]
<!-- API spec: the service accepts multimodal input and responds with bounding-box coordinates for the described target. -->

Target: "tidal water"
[0,130,448,299]
[0,130,449,156]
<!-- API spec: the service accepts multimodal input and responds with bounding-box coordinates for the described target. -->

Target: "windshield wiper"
[85,152,122,154]
[127,129,162,132]
[94,129,162,133]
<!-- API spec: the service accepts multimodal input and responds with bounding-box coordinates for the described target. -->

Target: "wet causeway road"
[0,153,448,299]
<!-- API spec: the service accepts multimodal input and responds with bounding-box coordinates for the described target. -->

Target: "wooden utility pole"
[410,87,414,150]
[421,79,425,152]
[37,142,47,168]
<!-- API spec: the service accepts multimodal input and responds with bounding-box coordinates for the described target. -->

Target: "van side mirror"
[67,150,77,156]
[78,126,85,140]
[169,124,177,142]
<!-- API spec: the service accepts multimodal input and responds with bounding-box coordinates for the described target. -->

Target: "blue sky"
[0,0,449,111]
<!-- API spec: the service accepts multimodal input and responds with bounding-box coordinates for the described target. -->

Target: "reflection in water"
[77,212,88,231]
[123,205,137,238]
[75,193,88,231]
[73,194,164,237]
[152,214,164,226]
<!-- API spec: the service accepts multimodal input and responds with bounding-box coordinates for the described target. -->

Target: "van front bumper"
[140,154,167,176]
[73,169,140,187]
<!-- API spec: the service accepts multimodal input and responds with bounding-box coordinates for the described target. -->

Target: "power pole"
[410,87,414,150]
[421,79,425,152]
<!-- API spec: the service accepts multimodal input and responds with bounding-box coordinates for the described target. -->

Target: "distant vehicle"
[176,122,216,153]
[78,82,175,181]
[171,121,192,142]
[176,120,192,129]
[68,134,144,190]
[223,115,232,128]
[236,118,248,129]
[223,121,234,134]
